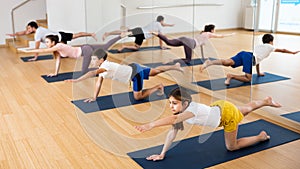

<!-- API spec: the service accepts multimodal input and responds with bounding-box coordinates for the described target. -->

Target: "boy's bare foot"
[264,96,282,107]
[102,32,109,41]
[174,62,184,73]
[200,60,211,72]
[259,131,270,141]
[156,83,164,96]
[224,74,233,86]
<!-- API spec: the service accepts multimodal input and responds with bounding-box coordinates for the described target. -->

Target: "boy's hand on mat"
[258,72,265,76]
[146,154,165,161]
[84,98,96,103]
[28,57,37,61]
[47,73,57,77]
[160,46,168,50]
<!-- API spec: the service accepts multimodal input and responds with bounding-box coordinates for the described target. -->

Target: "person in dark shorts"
[7,21,97,61]
[65,48,183,102]
[102,15,174,52]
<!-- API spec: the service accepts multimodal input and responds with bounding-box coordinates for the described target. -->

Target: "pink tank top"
[55,43,81,58]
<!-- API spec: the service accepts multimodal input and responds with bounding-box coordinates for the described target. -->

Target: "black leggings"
[80,36,121,74]
[158,34,196,63]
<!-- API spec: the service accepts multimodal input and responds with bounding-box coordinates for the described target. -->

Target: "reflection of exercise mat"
[21,55,53,62]
[143,58,216,68]
[281,111,300,123]
[108,46,170,54]
[41,68,97,83]
[128,119,300,169]
[194,72,290,91]
[72,84,197,113]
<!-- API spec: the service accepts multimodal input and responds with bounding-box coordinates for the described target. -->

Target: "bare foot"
[156,83,164,96]
[174,62,184,73]
[200,60,211,72]
[102,32,109,41]
[259,131,270,141]
[224,74,233,86]
[91,33,98,41]
[264,96,282,107]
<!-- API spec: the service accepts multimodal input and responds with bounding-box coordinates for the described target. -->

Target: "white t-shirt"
[35,27,61,43]
[98,60,132,83]
[253,44,275,65]
[184,102,221,128]
[142,21,163,39]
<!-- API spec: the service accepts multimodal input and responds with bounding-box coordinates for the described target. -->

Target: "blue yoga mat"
[281,111,300,123]
[128,119,300,169]
[72,84,197,113]
[108,46,169,54]
[143,58,215,68]
[21,54,53,62]
[41,68,97,83]
[194,72,290,91]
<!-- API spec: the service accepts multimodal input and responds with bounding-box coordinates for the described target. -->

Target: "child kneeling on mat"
[135,88,281,161]
[65,48,183,102]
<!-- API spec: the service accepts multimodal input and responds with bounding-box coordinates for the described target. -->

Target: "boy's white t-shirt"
[184,102,221,128]
[98,60,132,83]
[253,43,275,65]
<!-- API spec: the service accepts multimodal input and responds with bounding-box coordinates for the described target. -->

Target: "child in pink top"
[22,33,128,76]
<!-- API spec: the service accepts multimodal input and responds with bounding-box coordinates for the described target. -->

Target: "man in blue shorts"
[200,34,300,85]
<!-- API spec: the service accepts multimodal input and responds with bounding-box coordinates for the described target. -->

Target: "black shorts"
[128,27,145,46]
[59,31,73,44]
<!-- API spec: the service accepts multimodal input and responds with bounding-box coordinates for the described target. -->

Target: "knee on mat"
[226,144,240,151]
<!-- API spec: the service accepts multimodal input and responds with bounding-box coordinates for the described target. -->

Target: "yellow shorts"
[210,100,244,132]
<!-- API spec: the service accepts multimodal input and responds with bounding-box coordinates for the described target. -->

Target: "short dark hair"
[204,24,215,32]
[45,35,59,44]
[156,15,164,22]
[93,48,108,60]
[262,34,274,44]
[27,21,38,29]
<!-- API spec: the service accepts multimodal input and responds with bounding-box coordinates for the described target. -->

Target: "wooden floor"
[0,30,299,169]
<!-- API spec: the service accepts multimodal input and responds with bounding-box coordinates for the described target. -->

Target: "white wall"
[121,0,244,33]
[0,0,46,45]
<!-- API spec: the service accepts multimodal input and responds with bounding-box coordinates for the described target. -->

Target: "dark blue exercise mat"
[41,68,97,83]
[128,119,300,169]
[194,72,290,91]
[108,46,169,54]
[71,84,198,113]
[143,58,216,68]
[281,111,300,123]
[21,54,53,62]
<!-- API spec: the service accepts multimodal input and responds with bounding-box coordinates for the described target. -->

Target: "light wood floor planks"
[0,29,299,169]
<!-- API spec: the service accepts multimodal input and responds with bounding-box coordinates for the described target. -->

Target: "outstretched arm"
[274,48,300,54]
[210,32,235,38]
[135,111,194,132]
[161,22,175,27]
[6,29,30,37]
[146,128,178,161]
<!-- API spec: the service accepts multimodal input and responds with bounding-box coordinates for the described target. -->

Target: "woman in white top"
[22,33,128,77]
[153,24,235,64]
[65,48,183,102]
[135,88,281,161]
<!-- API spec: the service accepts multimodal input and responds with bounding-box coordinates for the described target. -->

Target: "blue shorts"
[230,51,254,74]
[129,63,151,92]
